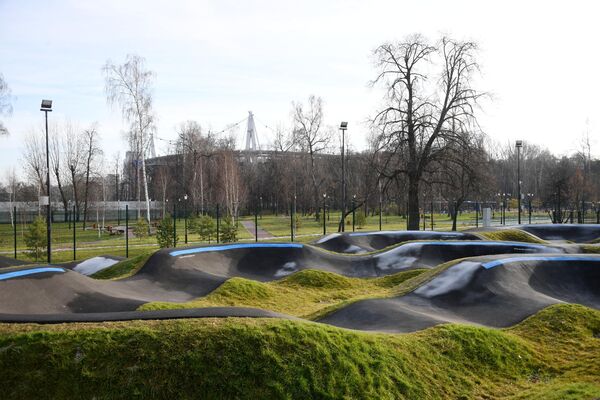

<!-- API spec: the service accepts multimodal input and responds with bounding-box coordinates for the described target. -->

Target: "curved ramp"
[318,255,600,333]
[314,230,481,253]
[0,241,577,322]
[519,224,600,243]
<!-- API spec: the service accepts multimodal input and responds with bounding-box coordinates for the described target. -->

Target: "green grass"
[476,229,547,244]
[139,268,426,318]
[581,244,600,254]
[91,251,155,279]
[0,304,597,399]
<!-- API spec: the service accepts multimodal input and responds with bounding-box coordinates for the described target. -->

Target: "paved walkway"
[240,220,273,240]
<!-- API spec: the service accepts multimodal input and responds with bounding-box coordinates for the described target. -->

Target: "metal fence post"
[125,204,129,258]
[13,206,17,259]
[254,206,258,242]
[73,204,76,260]
[173,203,177,248]
[216,204,220,243]
[290,202,294,242]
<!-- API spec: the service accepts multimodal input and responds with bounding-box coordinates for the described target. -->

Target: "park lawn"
[0,304,597,399]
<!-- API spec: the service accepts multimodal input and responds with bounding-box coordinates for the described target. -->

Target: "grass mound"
[91,251,154,280]
[139,269,425,318]
[477,229,546,244]
[210,277,275,301]
[0,304,597,399]
[581,244,600,254]
[375,269,426,288]
[279,269,353,289]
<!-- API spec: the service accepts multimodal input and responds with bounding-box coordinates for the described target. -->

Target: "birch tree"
[0,73,13,135]
[103,54,155,227]
[292,95,330,211]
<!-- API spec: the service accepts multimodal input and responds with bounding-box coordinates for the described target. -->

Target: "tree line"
[1,35,599,230]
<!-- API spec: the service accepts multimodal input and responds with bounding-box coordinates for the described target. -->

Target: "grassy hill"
[0,304,598,399]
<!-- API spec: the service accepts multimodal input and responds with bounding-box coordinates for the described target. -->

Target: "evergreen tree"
[220,216,238,243]
[156,214,177,248]
[24,216,47,260]
[133,218,149,239]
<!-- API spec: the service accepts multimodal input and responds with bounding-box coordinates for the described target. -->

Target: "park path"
[240,220,273,240]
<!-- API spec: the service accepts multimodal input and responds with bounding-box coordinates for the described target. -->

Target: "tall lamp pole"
[41,100,53,263]
[516,140,523,224]
[339,121,348,232]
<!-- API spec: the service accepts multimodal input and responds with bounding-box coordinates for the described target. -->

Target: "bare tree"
[5,168,18,227]
[0,73,13,135]
[104,54,155,226]
[292,95,331,211]
[22,129,47,194]
[372,35,484,230]
[82,125,102,228]
[437,126,489,230]
[218,150,245,222]
[64,124,84,220]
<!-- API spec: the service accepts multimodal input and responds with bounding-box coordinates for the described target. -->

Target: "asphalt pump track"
[0,228,598,332]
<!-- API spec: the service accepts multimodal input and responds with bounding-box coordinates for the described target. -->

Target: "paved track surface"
[0,227,597,331]
[314,230,481,253]
[319,254,600,333]
[0,240,568,315]
[519,224,600,243]
[0,255,28,269]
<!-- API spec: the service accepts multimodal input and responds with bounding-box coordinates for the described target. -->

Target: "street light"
[516,140,523,224]
[40,99,52,263]
[339,121,348,232]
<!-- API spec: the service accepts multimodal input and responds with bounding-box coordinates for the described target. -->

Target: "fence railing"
[1,208,597,264]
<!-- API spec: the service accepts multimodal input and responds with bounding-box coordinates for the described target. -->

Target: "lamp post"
[40,100,52,263]
[339,121,348,232]
[516,140,523,224]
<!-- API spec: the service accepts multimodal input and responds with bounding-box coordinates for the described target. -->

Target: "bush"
[133,218,149,238]
[156,214,178,248]
[220,216,238,243]
[294,214,302,230]
[190,214,216,243]
[356,211,367,229]
[24,216,47,261]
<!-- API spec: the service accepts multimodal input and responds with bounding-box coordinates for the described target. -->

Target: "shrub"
[24,216,47,260]
[133,218,149,239]
[190,214,216,242]
[356,211,367,229]
[220,216,238,243]
[156,214,178,248]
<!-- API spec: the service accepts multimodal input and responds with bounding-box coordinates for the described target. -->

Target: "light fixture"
[40,100,53,111]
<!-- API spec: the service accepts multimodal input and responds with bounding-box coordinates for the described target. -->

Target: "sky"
[1,0,599,178]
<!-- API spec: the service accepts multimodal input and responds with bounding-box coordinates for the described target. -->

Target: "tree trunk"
[54,168,69,222]
[83,160,91,229]
[407,176,420,230]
